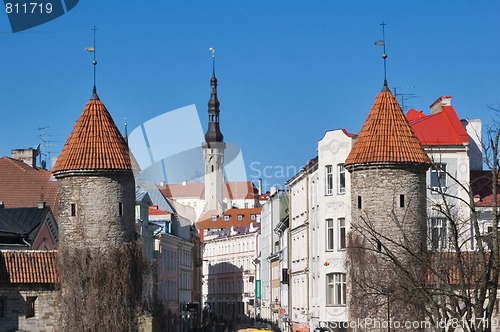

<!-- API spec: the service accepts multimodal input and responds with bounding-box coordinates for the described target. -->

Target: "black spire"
[204,49,224,143]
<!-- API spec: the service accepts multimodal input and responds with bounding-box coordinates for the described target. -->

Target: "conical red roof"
[345,87,431,168]
[52,92,132,174]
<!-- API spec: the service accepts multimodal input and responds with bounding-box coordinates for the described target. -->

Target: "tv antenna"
[394,86,420,112]
[38,127,61,169]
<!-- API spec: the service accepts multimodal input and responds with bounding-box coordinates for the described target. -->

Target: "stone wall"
[347,164,428,330]
[0,286,58,331]
[57,173,135,250]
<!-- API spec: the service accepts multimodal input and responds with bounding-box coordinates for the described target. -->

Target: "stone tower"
[53,87,141,331]
[344,82,431,329]
[52,87,135,248]
[202,69,226,213]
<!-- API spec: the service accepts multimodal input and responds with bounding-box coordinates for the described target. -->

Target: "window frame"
[326,219,334,251]
[326,273,346,306]
[430,217,448,250]
[431,163,447,191]
[325,165,333,196]
[338,218,346,250]
[337,164,346,194]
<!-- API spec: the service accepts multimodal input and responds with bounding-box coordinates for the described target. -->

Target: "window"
[338,218,346,250]
[431,163,447,190]
[338,164,346,194]
[211,215,217,221]
[70,203,77,216]
[326,273,346,306]
[244,202,249,208]
[119,202,123,216]
[431,218,448,249]
[0,299,3,317]
[325,165,333,195]
[250,214,256,220]
[326,219,334,251]
[237,214,243,220]
[400,194,405,208]
[223,215,230,221]
[357,196,362,209]
[26,296,37,318]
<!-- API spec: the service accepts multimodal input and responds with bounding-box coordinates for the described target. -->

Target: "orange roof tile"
[0,157,58,217]
[196,207,261,240]
[345,87,431,168]
[52,91,132,174]
[0,250,59,284]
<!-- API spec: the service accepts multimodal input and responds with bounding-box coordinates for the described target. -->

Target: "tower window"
[357,196,362,209]
[400,194,405,208]
[70,203,77,216]
[211,165,214,172]
[119,202,123,216]
[26,296,37,318]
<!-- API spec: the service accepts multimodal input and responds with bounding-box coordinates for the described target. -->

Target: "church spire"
[205,48,224,143]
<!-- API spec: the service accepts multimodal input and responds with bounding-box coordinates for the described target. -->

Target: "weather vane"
[374,21,388,86]
[209,47,215,74]
[85,26,98,88]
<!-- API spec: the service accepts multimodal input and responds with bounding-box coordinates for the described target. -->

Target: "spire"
[205,48,224,143]
[375,21,389,90]
[85,26,99,99]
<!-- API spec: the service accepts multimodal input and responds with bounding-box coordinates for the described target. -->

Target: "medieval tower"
[344,81,431,329]
[202,67,226,214]
[53,87,141,331]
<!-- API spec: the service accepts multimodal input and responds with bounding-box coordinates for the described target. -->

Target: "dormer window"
[250,214,256,220]
[223,215,230,221]
[237,215,243,220]
[211,215,217,221]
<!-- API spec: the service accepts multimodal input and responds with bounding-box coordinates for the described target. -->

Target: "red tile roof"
[196,207,261,240]
[406,103,469,146]
[148,205,172,216]
[0,157,58,217]
[0,250,59,284]
[345,87,431,167]
[159,181,258,200]
[52,93,132,174]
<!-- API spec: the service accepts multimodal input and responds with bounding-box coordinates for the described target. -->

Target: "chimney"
[11,147,39,168]
[0,201,4,209]
[258,179,263,195]
[430,96,452,114]
[38,202,46,209]
[270,186,278,196]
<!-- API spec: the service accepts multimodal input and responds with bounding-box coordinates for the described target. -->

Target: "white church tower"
[202,59,226,214]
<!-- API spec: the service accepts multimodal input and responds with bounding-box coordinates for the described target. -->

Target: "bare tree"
[347,115,500,332]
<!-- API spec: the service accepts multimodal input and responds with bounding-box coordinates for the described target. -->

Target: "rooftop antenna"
[209,47,215,74]
[38,127,60,169]
[394,86,420,112]
[374,21,388,87]
[85,26,98,94]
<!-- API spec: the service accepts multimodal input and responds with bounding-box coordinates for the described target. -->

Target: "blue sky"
[1,1,499,190]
